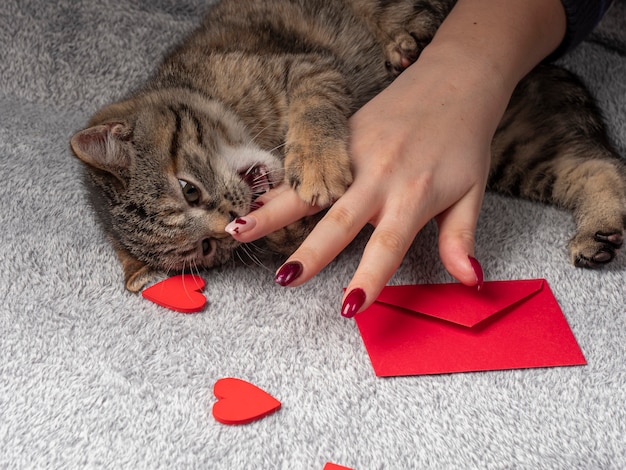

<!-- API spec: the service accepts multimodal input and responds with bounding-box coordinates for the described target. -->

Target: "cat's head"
[71,89,283,292]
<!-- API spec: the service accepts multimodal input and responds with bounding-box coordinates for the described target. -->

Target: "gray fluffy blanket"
[1,1,625,468]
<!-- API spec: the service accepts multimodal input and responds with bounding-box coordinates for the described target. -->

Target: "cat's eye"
[178,179,200,204]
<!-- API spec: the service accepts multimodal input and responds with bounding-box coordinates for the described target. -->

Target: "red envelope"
[354,279,586,376]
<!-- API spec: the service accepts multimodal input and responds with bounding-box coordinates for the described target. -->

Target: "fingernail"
[341,288,366,318]
[468,256,484,290]
[274,261,303,287]
[225,216,256,236]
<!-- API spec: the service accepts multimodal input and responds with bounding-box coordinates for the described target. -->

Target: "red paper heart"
[141,274,206,313]
[212,378,281,425]
[324,463,354,470]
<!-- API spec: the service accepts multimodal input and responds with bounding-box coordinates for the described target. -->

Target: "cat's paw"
[285,143,352,207]
[384,32,419,75]
[569,229,624,268]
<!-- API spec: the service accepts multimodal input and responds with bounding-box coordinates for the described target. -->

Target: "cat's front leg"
[284,62,354,207]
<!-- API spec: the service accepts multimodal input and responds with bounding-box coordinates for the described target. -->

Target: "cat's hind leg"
[490,65,626,268]
[490,147,625,267]
[559,158,625,267]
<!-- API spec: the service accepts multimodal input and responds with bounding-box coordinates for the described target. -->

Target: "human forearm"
[433,0,566,76]
[388,0,567,144]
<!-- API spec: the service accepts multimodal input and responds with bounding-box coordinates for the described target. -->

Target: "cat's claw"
[284,142,353,207]
[289,173,349,208]
[570,230,624,268]
[595,232,624,247]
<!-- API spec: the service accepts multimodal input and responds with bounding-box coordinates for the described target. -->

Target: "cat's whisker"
[191,261,203,278]
[244,240,271,257]
[235,242,273,272]
[180,261,190,292]
[263,167,285,178]
[177,260,204,296]
[247,244,274,271]
[248,123,273,145]
[267,142,287,154]
[250,167,284,191]
[163,259,177,279]
[233,247,256,268]
[240,163,256,177]
[233,249,247,265]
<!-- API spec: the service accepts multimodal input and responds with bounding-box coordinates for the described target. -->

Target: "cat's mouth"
[238,164,273,202]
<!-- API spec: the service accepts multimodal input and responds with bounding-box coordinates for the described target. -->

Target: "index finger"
[274,183,378,286]
[226,185,323,243]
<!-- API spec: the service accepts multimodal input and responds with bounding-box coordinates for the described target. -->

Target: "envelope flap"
[374,279,545,327]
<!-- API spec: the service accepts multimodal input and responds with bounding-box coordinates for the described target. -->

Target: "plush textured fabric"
[1,1,624,468]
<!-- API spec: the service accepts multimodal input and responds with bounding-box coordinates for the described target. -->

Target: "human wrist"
[417,40,513,106]
[416,0,566,98]
[402,44,512,138]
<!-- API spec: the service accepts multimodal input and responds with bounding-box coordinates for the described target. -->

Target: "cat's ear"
[113,244,159,293]
[70,122,133,180]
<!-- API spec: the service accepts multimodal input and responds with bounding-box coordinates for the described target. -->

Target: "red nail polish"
[341,288,366,318]
[225,216,256,236]
[274,261,303,287]
[468,256,484,290]
[251,200,265,211]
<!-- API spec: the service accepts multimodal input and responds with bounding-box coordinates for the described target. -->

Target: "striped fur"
[71,0,625,291]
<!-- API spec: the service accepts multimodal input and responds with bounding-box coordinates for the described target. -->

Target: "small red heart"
[141,274,206,313]
[323,464,354,470]
[212,378,281,425]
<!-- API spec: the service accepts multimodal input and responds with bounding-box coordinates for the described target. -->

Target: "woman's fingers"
[274,184,377,286]
[226,185,322,243]
[338,192,438,317]
[435,183,486,288]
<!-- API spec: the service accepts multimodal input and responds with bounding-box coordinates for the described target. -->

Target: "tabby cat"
[71,0,626,292]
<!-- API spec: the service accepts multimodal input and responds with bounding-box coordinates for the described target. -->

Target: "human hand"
[226,0,566,317]
[227,49,505,316]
